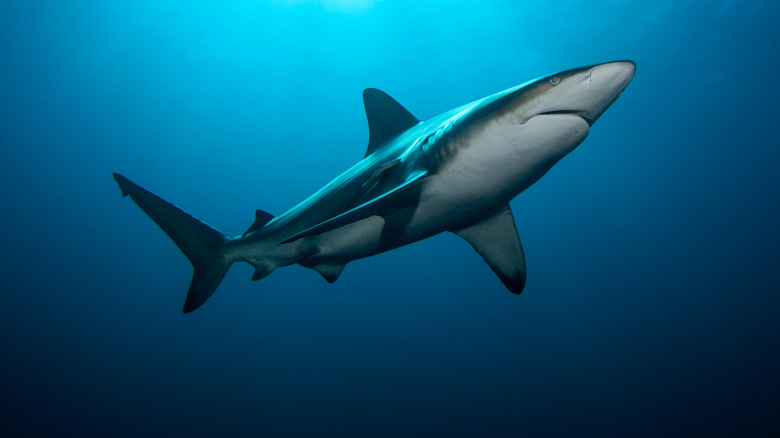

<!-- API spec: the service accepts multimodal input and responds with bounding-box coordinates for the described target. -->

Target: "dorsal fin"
[243,209,274,237]
[363,88,419,158]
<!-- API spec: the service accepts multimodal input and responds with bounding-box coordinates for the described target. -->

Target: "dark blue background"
[2,0,778,436]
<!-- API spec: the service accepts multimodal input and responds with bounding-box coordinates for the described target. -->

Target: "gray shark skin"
[114,60,635,313]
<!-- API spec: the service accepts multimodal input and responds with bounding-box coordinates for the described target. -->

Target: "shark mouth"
[536,110,594,126]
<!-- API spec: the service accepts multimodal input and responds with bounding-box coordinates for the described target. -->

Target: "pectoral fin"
[453,205,526,293]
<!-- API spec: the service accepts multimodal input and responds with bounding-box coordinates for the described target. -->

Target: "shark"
[114,60,635,313]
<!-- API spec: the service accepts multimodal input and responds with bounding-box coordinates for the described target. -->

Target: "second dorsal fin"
[363,88,419,158]
[243,209,275,237]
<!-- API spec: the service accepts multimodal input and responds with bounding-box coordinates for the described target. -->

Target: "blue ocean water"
[1,0,779,436]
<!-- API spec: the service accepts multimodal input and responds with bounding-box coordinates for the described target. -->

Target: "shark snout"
[589,60,635,92]
[579,60,635,125]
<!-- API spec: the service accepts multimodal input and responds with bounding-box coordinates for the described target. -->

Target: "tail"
[113,173,232,313]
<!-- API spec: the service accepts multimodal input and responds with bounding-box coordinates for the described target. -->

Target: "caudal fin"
[113,173,232,313]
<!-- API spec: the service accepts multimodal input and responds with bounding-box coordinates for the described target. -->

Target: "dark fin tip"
[182,304,197,314]
[503,272,526,294]
[183,294,200,313]
[113,173,131,197]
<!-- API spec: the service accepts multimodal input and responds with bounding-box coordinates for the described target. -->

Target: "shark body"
[114,60,635,312]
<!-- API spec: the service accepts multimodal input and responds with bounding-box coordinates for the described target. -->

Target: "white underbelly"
[311,113,589,264]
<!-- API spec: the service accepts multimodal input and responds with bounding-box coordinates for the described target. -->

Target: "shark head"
[517,60,636,126]
[424,60,636,203]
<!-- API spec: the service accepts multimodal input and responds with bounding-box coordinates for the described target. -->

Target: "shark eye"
[549,76,561,85]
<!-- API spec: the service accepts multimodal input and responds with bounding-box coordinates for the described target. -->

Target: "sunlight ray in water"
[276,0,378,13]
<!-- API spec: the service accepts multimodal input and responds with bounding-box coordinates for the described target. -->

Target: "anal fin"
[311,263,346,283]
[453,205,526,293]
